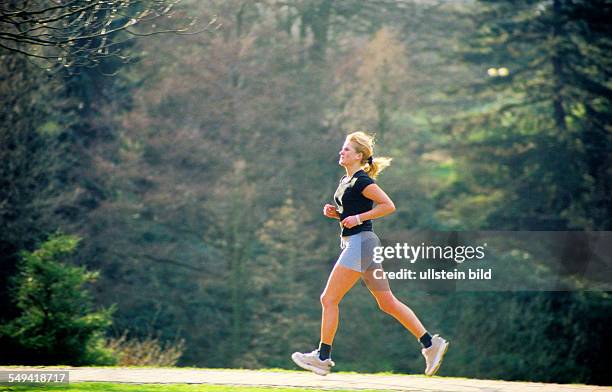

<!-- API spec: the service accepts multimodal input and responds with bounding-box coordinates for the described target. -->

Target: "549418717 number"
[0,371,69,384]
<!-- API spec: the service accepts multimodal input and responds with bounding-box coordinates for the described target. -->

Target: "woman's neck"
[345,164,362,178]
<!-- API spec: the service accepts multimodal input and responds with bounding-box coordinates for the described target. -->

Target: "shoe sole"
[291,353,330,376]
[426,340,449,377]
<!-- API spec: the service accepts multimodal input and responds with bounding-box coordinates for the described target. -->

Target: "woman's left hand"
[341,215,361,228]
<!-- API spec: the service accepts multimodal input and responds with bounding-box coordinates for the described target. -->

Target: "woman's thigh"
[361,264,391,293]
[321,263,362,304]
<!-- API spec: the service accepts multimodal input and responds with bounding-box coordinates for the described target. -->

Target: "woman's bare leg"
[320,263,362,344]
[362,268,427,338]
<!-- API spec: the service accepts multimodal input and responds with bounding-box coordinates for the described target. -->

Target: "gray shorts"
[336,231,382,273]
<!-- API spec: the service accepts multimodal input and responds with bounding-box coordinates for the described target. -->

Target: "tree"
[0,0,217,336]
[240,195,322,368]
[0,54,74,322]
[0,0,217,70]
[442,0,612,230]
[277,0,445,63]
[0,233,115,365]
[335,27,412,136]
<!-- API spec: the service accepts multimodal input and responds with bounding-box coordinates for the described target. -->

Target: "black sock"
[318,342,332,360]
[419,332,432,349]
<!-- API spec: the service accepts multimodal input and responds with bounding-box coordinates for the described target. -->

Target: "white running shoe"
[421,334,449,376]
[291,349,335,376]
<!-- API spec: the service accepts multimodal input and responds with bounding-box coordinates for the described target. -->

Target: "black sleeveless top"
[334,169,376,236]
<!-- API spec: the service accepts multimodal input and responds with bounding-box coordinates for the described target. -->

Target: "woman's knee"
[377,295,399,314]
[320,292,341,308]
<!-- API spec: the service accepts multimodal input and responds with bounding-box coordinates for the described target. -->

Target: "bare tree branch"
[0,0,221,71]
[0,41,58,59]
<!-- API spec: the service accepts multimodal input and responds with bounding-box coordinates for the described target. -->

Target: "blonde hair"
[346,131,392,179]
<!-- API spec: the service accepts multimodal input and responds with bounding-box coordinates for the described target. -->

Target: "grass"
[0,383,388,392]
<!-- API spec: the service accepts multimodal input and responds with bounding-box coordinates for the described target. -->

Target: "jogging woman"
[291,131,449,377]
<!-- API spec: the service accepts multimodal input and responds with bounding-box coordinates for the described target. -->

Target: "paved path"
[0,367,609,392]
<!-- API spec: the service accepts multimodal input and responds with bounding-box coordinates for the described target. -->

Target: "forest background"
[1,0,610,386]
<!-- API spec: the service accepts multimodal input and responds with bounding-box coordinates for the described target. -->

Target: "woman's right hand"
[323,204,339,219]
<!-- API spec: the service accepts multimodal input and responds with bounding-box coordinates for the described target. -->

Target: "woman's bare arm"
[341,184,395,228]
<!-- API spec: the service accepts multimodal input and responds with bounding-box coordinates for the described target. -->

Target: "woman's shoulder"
[355,170,375,183]
[353,171,375,193]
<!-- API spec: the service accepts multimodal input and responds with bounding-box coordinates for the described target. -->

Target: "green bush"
[0,233,116,365]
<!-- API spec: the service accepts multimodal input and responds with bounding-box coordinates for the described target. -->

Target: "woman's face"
[338,140,362,167]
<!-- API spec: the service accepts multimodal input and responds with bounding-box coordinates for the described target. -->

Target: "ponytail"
[364,156,392,179]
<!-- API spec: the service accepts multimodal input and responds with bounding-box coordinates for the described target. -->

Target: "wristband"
[355,214,362,225]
